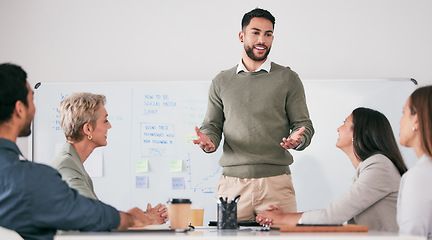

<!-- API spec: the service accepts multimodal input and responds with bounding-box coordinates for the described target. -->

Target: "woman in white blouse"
[256,107,408,232]
[398,85,432,239]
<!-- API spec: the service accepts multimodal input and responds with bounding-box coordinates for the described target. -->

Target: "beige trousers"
[217,174,297,221]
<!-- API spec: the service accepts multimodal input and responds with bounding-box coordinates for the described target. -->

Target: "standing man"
[0,63,166,240]
[193,8,314,220]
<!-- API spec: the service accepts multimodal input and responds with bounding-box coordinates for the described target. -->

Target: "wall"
[1,0,432,87]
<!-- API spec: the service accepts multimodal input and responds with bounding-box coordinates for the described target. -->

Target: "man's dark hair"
[0,63,28,123]
[241,8,275,30]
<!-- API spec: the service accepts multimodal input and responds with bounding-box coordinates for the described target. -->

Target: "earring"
[88,135,93,140]
[412,127,416,131]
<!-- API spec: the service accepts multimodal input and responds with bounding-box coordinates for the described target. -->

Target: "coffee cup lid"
[168,198,192,204]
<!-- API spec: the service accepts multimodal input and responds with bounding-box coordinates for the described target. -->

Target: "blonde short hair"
[58,92,106,142]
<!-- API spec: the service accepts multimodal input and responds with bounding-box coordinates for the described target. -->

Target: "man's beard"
[18,121,32,137]
[245,45,271,62]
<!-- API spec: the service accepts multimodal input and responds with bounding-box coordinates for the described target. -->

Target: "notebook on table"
[271,224,369,232]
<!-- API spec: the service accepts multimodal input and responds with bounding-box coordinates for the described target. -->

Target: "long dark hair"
[352,107,407,175]
[409,86,432,157]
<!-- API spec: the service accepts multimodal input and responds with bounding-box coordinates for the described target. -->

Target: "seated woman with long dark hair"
[256,107,407,232]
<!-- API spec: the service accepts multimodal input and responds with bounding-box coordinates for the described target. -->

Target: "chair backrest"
[0,226,23,240]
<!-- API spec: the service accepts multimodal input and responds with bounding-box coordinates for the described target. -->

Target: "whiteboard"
[32,79,417,224]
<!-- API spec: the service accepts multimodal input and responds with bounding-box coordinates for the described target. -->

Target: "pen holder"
[217,202,237,229]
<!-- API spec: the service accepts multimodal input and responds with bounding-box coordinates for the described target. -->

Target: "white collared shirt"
[236,58,271,73]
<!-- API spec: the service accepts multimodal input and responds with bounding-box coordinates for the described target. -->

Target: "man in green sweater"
[193,8,314,220]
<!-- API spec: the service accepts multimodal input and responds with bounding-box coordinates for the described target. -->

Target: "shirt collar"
[420,154,432,162]
[0,138,23,157]
[236,58,271,74]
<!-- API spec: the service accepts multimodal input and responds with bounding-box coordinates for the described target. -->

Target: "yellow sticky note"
[170,160,183,172]
[185,133,197,145]
[136,160,149,173]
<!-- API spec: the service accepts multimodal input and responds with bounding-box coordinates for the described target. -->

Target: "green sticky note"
[185,133,197,145]
[136,160,149,173]
[170,160,182,172]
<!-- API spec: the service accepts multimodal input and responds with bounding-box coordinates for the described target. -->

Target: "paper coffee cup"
[189,205,204,226]
[167,198,192,230]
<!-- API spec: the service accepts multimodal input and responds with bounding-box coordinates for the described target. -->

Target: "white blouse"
[397,154,432,239]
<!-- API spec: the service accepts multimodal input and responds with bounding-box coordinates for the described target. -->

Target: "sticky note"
[136,160,149,173]
[170,159,182,172]
[136,176,149,188]
[185,133,197,145]
[172,177,185,189]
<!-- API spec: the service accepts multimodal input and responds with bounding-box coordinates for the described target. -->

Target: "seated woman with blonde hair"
[256,107,407,232]
[50,92,167,224]
[398,85,432,239]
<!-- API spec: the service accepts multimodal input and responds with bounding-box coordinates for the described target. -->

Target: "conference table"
[54,226,426,240]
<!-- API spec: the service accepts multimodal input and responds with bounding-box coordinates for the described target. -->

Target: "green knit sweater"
[200,62,314,178]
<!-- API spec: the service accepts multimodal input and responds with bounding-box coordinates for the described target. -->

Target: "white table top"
[54,226,426,240]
